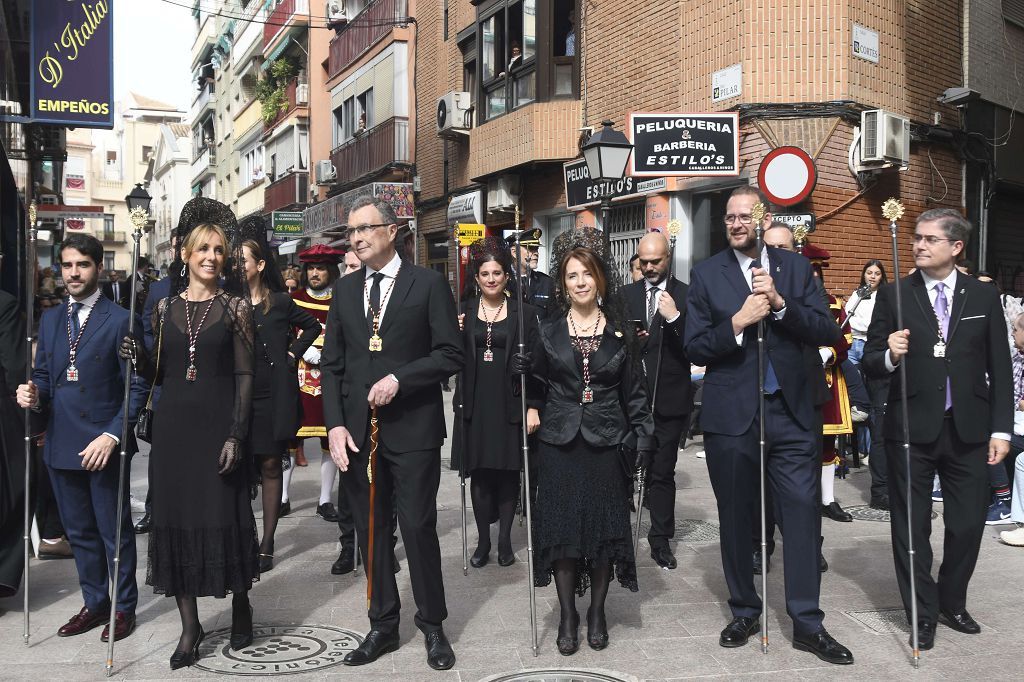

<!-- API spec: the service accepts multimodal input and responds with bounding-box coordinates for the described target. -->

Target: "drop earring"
[180,262,187,277]
[597,295,604,307]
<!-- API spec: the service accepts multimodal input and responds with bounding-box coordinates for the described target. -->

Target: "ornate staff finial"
[793,224,809,247]
[666,219,681,239]
[881,198,905,223]
[128,206,149,231]
[750,201,766,225]
[28,201,37,227]
[515,203,520,230]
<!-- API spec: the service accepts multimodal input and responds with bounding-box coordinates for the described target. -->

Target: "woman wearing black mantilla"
[521,228,654,655]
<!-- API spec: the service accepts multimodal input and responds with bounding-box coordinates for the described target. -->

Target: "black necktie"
[113,282,119,302]
[647,285,658,324]
[70,302,82,338]
[367,272,383,333]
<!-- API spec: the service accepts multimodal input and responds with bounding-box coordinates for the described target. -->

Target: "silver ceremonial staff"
[751,201,770,655]
[882,198,920,668]
[633,219,681,558]
[452,223,469,577]
[23,201,37,647]
[105,205,149,676]
[513,206,539,657]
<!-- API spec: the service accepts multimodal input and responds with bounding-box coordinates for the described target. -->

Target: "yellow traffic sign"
[457,224,486,245]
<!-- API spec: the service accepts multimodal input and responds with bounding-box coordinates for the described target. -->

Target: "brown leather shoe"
[58,606,107,637]
[38,537,73,559]
[100,611,136,642]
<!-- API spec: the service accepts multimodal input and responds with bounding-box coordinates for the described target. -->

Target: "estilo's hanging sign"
[628,112,740,177]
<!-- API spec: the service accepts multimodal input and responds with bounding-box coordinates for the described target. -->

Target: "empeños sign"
[31,0,115,128]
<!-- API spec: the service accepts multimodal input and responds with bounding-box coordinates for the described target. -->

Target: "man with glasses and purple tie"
[863,208,1013,652]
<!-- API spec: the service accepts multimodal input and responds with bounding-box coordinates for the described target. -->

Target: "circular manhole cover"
[193,624,362,676]
[480,671,635,682]
[844,505,939,522]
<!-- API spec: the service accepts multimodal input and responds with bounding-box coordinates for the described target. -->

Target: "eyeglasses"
[342,223,392,240]
[912,234,957,246]
[723,214,753,226]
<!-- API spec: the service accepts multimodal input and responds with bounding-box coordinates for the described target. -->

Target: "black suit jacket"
[509,270,556,317]
[862,270,1013,444]
[684,247,842,436]
[534,317,654,451]
[0,291,25,388]
[321,261,464,452]
[623,277,692,419]
[101,280,130,309]
[254,292,320,441]
[454,297,544,423]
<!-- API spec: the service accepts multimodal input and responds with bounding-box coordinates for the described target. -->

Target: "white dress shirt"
[732,248,786,345]
[883,270,1009,441]
[363,251,402,322]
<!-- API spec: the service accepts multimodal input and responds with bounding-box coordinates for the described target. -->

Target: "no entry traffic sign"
[757,146,817,207]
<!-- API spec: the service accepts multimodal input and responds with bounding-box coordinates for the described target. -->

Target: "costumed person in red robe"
[800,240,855,523]
[286,245,358,574]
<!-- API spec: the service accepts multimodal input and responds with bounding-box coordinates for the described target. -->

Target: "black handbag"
[135,307,164,443]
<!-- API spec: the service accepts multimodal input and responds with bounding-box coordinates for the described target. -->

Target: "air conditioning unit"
[487,175,520,213]
[315,159,336,185]
[436,91,472,136]
[860,109,910,166]
[325,1,348,26]
[296,83,310,106]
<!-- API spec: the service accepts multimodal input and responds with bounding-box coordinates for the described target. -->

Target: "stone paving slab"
[3,394,1023,680]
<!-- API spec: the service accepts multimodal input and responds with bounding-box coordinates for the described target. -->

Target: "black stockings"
[470,469,520,554]
[232,590,252,634]
[588,560,612,631]
[553,559,579,634]
[258,454,282,555]
[174,595,200,652]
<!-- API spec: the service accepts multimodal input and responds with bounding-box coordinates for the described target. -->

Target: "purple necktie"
[934,282,952,410]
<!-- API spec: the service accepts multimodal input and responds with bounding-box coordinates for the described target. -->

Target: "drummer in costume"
[800,241,856,523]
[287,245,358,575]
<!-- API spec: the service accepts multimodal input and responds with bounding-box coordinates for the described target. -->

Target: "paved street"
[3,394,1023,681]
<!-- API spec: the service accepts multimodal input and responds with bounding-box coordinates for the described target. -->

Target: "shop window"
[476,0,577,122]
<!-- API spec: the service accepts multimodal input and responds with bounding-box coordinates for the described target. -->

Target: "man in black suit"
[684,186,852,664]
[101,270,130,309]
[624,231,691,570]
[322,195,463,671]
[863,208,1012,651]
[0,287,27,596]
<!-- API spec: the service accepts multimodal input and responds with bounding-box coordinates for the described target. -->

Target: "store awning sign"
[457,224,486,246]
[628,113,740,177]
[448,191,483,225]
[30,0,115,128]
[272,210,305,236]
[563,158,666,211]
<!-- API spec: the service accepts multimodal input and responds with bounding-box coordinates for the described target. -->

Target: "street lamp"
[125,183,152,215]
[581,120,633,250]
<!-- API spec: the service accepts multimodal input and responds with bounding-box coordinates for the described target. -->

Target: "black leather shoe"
[819,554,829,573]
[259,553,274,572]
[279,501,291,517]
[911,620,936,650]
[822,502,854,522]
[753,550,771,576]
[586,606,609,650]
[793,628,854,664]
[331,547,354,575]
[316,502,339,522]
[556,609,580,655]
[425,629,456,670]
[342,629,400,666]
[133,512,151,534]
[940,608,981,634]
[719,616,759,648]
[651,545,677,570]
[470,543,490,568]
[169,627,204,670]
[869,496,890,511]
[497,547,516,566]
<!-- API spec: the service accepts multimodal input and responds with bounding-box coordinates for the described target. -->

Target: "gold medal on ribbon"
[369,334,383,352]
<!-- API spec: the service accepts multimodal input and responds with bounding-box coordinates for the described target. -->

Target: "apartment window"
[106,150,117,164]
[141,145,153,162]
[103,215,115,239]
[357,88,373,131]
[103,251,115,271]
[476,0,576,122]
[342,96,355,140]
[242,145,264,186]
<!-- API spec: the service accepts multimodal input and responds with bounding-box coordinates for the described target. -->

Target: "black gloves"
[511,351,532,376]
[118,335,138,362]
[218,437,242,475]
[638,448,655,471]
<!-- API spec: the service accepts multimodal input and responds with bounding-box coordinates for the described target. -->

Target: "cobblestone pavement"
[3,395,1022,680]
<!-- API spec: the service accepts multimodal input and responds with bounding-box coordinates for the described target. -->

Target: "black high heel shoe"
[169,627,204,670]
[556,609,580,656]
[586,606,609,650]
[469,543,490,568]
[258,553,274,572]
[230,603,254,651]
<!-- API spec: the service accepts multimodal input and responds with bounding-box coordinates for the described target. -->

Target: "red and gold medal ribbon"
[365,407,379,610]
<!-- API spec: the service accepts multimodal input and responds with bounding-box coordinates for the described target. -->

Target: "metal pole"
[752,205,769,655]
[453,224,468,576]
[883,199,919,668]
[512,208,539,656]
[22,199,37,647]
[633,223,680,558]
[105,207,147,676]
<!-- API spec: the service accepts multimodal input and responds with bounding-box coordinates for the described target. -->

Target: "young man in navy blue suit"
[684,186,853,664]
[17,233,147,643]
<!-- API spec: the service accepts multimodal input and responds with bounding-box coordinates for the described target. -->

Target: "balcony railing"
[192,81,216,116]
[101,231,126,244]
[192,146,216,180]
[264,0,309,48]
[264,170,308,214]
[328,0,408,79]
[233,99,262,141]
[330,117,410,185]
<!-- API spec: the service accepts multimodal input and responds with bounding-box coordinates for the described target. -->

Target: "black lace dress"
[147,293,259,597]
